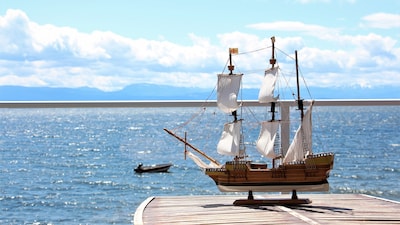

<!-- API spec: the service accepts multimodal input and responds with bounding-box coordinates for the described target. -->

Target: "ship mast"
[270,37,277,121]
[295,50,304,120]
[228,48,238,121]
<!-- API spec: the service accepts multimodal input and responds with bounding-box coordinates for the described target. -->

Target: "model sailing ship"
[165,37,334,198]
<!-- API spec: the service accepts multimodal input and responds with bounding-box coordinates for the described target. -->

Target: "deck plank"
[134,194,400,225]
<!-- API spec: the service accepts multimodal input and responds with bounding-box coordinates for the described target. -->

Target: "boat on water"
[164,37,334,197]
[134,163,173,173]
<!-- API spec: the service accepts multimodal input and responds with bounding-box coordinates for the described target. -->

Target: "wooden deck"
[134,194,400,224]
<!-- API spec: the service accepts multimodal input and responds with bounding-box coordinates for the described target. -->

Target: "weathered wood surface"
[134,194,400,225]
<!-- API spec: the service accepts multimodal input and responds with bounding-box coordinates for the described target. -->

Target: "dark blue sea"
[1,106,399,224]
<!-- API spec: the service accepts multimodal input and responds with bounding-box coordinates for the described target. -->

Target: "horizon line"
[1,99,400,108]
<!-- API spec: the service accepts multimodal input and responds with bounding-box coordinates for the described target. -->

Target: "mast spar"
[164,128,221,166]
[295,50,304,120]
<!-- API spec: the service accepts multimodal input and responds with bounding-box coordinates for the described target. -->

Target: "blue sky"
[0,0,399,93]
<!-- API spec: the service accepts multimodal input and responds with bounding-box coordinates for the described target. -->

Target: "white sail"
[217,120,242,156]
[283,101,314,163]
[217,74,242,113]
[258,67,279,103]
[256,120,279,159]
[185,151,221,169]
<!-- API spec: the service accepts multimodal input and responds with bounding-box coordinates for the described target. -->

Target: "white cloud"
[0,9,223,91]
[0,9,399,93]
[361,13,400,29]
[247,21,340,38]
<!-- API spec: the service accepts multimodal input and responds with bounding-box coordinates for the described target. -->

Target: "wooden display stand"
[233,190,311,206]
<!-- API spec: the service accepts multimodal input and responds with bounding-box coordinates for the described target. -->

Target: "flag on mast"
[229,48,238,55]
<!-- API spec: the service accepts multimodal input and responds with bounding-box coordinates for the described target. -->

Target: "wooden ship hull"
[205,153,334,192]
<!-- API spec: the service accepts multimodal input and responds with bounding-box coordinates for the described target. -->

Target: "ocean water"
[1,106,399,224]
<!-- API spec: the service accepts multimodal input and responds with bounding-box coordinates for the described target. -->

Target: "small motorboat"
[134,163,172,173]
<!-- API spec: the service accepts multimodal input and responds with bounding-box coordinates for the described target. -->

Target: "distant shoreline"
[1,99,400,108]
[0,100,218,108]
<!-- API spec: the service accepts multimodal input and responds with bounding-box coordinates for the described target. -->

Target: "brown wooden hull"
[205,153,334,192]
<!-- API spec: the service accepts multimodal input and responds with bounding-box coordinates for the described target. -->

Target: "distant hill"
[0,84,213,101]
[0,84,399,101]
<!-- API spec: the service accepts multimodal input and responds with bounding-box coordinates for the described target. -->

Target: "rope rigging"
[171,44,313,133]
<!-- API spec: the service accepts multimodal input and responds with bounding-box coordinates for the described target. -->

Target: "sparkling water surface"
[1,106,399,224]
